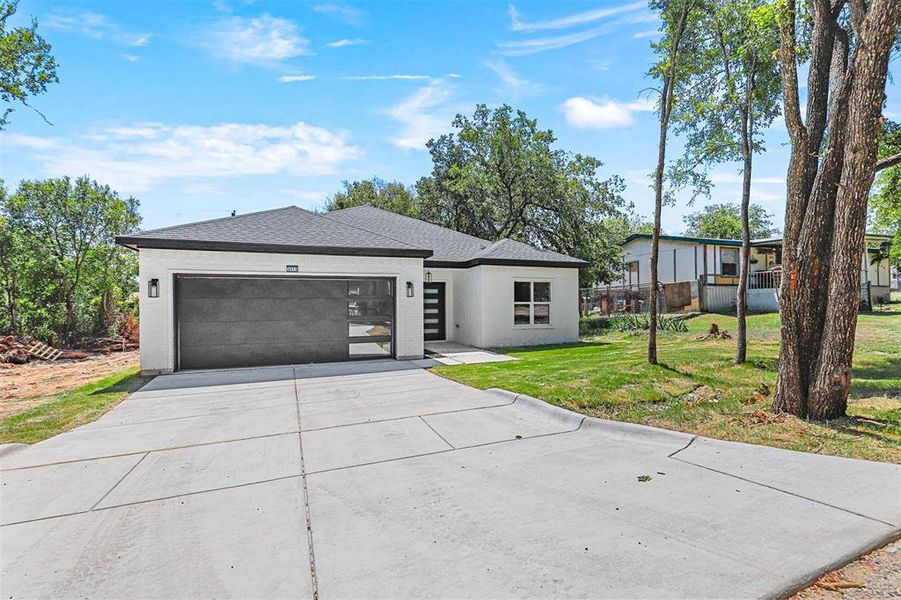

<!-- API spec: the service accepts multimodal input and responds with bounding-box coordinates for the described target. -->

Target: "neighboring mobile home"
[117,205,586,374]
[602,233,892,314]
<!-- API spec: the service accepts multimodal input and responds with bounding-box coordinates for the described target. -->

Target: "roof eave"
[114,236,434,259]
[424,258,588,269]
[624,233,743,247]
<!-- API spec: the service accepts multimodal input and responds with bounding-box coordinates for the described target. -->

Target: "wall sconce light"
[425,270,433,283]
[148,278,160,298]
[406,281,414,298]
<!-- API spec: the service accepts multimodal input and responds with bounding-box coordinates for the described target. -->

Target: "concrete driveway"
[2,360,899,599]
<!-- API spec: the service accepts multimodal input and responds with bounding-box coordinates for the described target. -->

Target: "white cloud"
[498,27,616,56]
[278,188,332,203]
[561,96,655,129]
[121,53,141,62]
[508,1,647,31]
[624,169,653,185]
[325,38,367,48]
[343,74,432,81]
[3,133,61,151]
[483,59,542,99]
[633,29,661,39]
[387,79,459,150]
[709,172,784,185]
[6,121,360,193]
[499,7,657,56]
[313,3,365,25]
[204,14,312,66]
[279,74,316,82]
[45,10,151,46]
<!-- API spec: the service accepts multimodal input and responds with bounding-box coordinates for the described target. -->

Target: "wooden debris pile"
[0,336,30,364]
[82,336,139,353]
[697,322,732,340]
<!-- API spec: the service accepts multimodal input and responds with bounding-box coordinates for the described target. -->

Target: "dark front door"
[423,282,446,341]
[175,276,394,370]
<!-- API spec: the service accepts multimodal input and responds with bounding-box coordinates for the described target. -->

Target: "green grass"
[0,366,147,444]
[435,302,901,463]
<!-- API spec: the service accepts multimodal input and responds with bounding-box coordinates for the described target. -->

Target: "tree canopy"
[416,105,629,285]
[323,178,419,217]
[683,202,776,239]
[0,0,58,129]
[869,120,901,268]
[0,177,140,342]
[324,105,631,286]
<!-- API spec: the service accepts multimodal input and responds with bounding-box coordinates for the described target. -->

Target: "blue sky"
[3,1,899,234]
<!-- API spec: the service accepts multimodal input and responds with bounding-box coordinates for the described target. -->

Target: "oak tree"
[772,0,901,419]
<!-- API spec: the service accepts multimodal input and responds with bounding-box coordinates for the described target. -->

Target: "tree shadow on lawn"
[858,309,901,318]
[850,355,901,397]
[827,416,899,445]
[494,340,617,354]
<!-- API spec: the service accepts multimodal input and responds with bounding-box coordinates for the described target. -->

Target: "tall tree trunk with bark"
[649,0,692,365]
[773,0,901,419]
[736,109,752,364]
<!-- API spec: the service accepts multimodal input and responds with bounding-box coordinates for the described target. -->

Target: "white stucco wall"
[466,265,580,348]
[138,248,424,373]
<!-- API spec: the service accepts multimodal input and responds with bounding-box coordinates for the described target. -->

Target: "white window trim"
[513,280,553,329]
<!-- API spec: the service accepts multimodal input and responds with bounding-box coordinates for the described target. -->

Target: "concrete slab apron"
[296,371,900,600]
[0,367,315,600]
[2,363,898,600]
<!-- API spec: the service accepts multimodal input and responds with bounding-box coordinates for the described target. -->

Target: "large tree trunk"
[773,0,901,418]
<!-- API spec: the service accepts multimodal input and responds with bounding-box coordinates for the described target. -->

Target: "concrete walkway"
[423,341,517,365]
[1,360,898,599]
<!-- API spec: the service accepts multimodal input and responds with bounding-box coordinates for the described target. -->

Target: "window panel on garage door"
[176,276,393,370]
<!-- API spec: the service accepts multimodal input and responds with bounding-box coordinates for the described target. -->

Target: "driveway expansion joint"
[299,397,517,432]
[294,370,320,600]
[671,455,899,528]
[0,430,300,472]
[89,452,149,510]
[418,416,456,449]
[0,474,303,528]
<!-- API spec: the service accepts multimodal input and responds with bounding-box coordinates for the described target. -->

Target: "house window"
[721,248,739,276]
[514,281,551,326]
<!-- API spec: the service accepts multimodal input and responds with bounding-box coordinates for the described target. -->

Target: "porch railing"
[699,270,782,289]
[749,270,782,290]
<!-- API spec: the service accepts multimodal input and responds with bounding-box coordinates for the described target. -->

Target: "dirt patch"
[0,351,140,418]
[792,540,900,599]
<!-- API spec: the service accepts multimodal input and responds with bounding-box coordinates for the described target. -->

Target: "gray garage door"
[175,276,394,370]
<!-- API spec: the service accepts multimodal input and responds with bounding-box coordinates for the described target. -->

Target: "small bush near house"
[579,315,612,337]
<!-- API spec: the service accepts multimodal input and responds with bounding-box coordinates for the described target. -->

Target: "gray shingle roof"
[118,204,586,267]
[329,205,586,267]
[116,206,433,258]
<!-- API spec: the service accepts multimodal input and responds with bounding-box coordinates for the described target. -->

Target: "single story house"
[607,233,892,313]
[117,205,585,374]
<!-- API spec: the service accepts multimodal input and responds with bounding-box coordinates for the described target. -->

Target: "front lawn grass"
[0,366,148,444]
[434,303,900,463]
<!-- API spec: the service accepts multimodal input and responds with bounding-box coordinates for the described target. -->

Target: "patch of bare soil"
[792,540,900,599]
[0,351,140,418]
